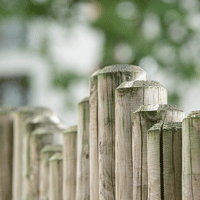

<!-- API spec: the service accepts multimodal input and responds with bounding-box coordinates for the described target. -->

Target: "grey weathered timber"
[182,111,200,200]
[12,107,53,200]
[76,97,90,200]
[22,113,64,200]
[49,153,63,200]
[115,81,167,200]
[89,69,100,200]
[132,104,185,200]
[40,145,63,200]
[63,126,78,200]
[98,64,147,200]
[28,126,64,200]
[0,107,15,200]
[148,122,182,200]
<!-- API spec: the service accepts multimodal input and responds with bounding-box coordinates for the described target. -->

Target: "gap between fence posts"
[115,80,167,200]
[63,125,78,200]
[76,97,90,200]
[132,104,185,200]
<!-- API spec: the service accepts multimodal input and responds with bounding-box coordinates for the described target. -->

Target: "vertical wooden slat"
[98,64,147,200]
[182,111,200,200]
[76,97,90,200]
[89,70,100,200]
[63,126,77,200]
[40,145,63,200]
[132,104,185,200]
[115,80,167,200]
[0,107,15,200]
[49,153,63,200]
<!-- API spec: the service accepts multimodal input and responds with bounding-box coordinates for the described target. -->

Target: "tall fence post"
[0,107,15,200]
[148,122,182,199]
[76,97,90,200]
[63,125,78,200]
[40,145,63,200]
[98,64,147,199]
[115,81,167,199]
[89,70,100,200]
[12,107,52,200]
[132,104,185,200]
[182,111,200,199]
[28,125,63,199]
[49,153,63,200]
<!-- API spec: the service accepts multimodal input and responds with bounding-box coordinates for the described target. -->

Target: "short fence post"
[28,125,63,199]
[49,153,63,200]
[12,107,52,200]
[63,125,78,200]
[182,111,200,199]
[0,107,15,200]
[98,64,147,199]
[148,122,182,200]
[115,81,167,200]
[89,70,100,200]
[76,97,90,200]
[132,104,185,200]
[40,145,63,200]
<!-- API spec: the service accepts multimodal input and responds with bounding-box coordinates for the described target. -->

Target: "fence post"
[0,107,15,200]
[132,104,185,200]
[76,97,90,200]
[148,122,182,200]
[89,69,100,200]
[40,145,63,200]
[28,125,63,199]
[12,107,52,200]
[182,111,200,199]
[98,64,147,199]
[115,80,167,200]
[49,153,63,200]
[63,125,78,200]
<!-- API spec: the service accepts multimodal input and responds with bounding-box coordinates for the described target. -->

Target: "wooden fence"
[0,64,199,200]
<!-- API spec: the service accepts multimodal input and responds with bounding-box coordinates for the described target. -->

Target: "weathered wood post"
[0,107,15,200]
[115,81,167,200]
[148,122,182,200]
[49,153,63,200]
[28,125,64,200]
[40,145,63,200]
[98,64,147,199]
[132,104,185,200]
[63,125,78,200]
[76,97,90,200]
[182,111,200,200]
[12,107,52,200]
[89,69,100,200]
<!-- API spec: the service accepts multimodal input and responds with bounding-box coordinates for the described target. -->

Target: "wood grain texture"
[49,153,63,200]
[76,97,90,200]
[132,104,185,200]
[182,111,200,200]
[27,126,63,200]
[148,122,182,200]
[115,80,167,200]
[0,107,15,200]
[12,107,52,200]
[98,64,147,200]
[89,70,100,200]
[40,145,63,200]
[63,126,77,200]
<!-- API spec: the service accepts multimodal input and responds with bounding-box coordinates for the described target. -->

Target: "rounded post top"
[41,145,63,154]
[90,69,101,80]
[63,125,77,134]
[32,125,65,136]
[186,110,200,118]
[116,80,164,91]
[49,152,63,161]
[79,97,89,104]
[99,64,146,74]
[15,106,53,114]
